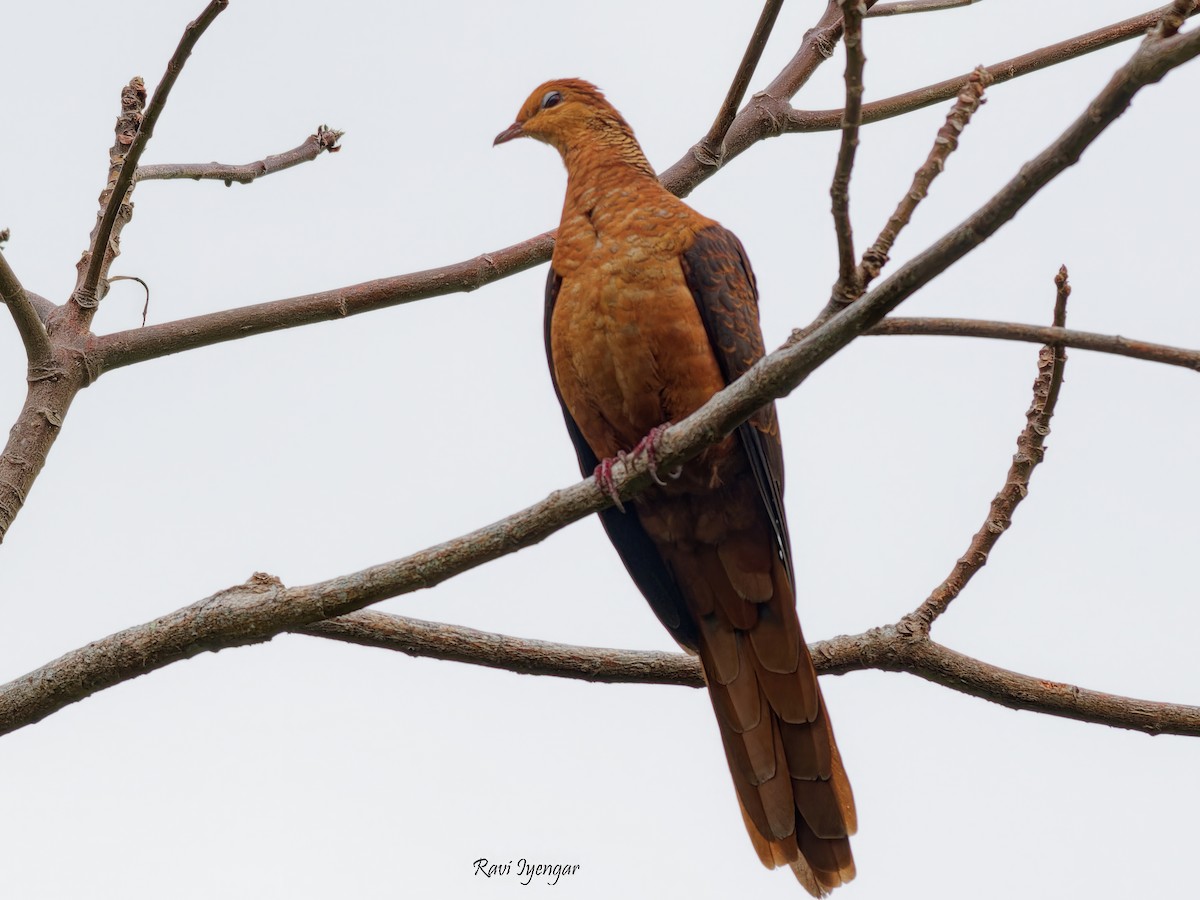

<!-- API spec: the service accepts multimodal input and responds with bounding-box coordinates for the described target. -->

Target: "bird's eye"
[540,90,563,110]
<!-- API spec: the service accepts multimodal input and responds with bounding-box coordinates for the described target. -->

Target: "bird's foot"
[631,423,677,485]
[593,457,626,513]
[594,425,675,512]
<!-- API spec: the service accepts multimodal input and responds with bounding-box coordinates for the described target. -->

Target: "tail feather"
[697,545,857,896]
[654,519,856,895]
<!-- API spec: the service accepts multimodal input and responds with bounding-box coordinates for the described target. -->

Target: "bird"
[495,79,856,895]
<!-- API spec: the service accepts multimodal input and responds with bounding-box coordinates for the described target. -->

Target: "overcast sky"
[1,2,1197,898]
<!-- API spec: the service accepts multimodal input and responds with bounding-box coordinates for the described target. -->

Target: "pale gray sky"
[1,2,1197,898]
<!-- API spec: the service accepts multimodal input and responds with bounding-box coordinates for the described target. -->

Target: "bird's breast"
[549,228,728,463]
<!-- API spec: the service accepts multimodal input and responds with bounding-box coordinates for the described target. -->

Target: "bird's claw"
[594,457,626,513]
[632,423,674,486]
[595,424,675,512]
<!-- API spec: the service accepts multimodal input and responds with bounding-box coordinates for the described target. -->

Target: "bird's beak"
[493,122,525,146]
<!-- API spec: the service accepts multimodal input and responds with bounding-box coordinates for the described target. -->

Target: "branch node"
[26,362,67,384]
[35,408,63,429]
[71,286,99,310]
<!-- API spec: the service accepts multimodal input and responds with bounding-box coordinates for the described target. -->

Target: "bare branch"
[69,76,146,317]
[856,67,990,294]
[786,3,1199,133]
[665,1,851,189]
[869,317,1200,370]
[906,268,1069,631]
[0,377,80,544]
[0,250,52,365]
[68,0,229,324]
[819,630,1200,736]
[695,0,786,167]
[867,0,982,16]
[296,610,1200,737]
[92,230,556,372]
[136,125,343,186]
[300,612,706,687]
[830,0,867,305]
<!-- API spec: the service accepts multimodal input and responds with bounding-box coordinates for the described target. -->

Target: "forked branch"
[68,0,229,325]
[787,3,1199,133]
[293,610,1200,737]
[696,0,785,166]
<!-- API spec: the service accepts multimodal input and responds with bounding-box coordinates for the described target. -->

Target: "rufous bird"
[495,79,856,895]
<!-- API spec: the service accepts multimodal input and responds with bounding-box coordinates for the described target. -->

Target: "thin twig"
[830,0,867,305]
[786,3,1199,133]
[857,67,991,293]
[675,1,853,182]
[0,250,52,365]
[867,0,981,16]
[695,0,786,167]
[69,0,229,322]
[70,77,146,316]
[137,126,343,185]
[907,268,1070,631]
[293,610,1200,737]
[794,65,988,342]
[106,276,151,326]
[866,317,1200,371]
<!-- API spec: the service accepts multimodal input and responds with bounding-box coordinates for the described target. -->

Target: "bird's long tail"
[675,541,857,896]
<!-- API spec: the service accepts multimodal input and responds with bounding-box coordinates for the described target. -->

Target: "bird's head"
[493,78,643,162]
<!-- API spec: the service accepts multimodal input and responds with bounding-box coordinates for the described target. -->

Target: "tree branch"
[295,610,1200,737]
[907,268,1069,631]
[695,0,785,167]
[830,0,867,305]
[867,0,982,16]
[68,0,228,325]
[136,125,343,185]
[856,67,990,300]
[820,629,1200,736]
[68,76,146,320]
[91,230,555,372]
[0,250,52,365]
[300,612,707,687]
[786,3,1199,133]
[866,317,1200,371]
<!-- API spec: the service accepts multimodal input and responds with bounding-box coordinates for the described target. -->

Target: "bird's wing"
[679,224,793,585]
[543,265,698,650]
